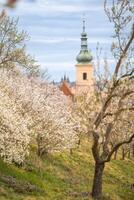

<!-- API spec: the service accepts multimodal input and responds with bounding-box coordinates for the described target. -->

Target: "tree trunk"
[121,148,125,160]
[91,162,105,199]
[128,149,130,159]
[70,148,73,155]
[132,144,134,157]
[114,150,118,160]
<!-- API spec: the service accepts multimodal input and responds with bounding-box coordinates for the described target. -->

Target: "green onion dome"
[76,50,93,63]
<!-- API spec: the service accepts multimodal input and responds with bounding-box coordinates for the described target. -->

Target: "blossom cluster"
[0,69,79,163]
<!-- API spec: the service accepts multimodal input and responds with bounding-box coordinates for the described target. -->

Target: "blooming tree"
[0,14,79,163]
[0,69,79,163]
[0,15,39,75]
[75,0,134,199]
[0,70,32,164]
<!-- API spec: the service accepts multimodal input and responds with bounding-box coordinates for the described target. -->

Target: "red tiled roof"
[60,81,74,97]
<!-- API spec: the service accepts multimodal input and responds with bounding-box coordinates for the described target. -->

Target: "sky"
[0,0,115,81]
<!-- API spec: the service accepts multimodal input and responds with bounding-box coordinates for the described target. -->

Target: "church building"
[60,19,94,97]
[75,19,94,94]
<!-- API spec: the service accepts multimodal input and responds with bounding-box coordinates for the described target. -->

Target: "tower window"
[83,72,87,80]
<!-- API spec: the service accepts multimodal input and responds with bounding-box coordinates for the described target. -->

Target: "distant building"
[60,19,94,97]
[75,19,94,94]
[60,74,74,100]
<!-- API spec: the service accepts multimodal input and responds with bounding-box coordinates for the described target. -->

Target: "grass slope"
[0,139,134,200]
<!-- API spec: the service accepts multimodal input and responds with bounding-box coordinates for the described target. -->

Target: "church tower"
[75,19,94,93]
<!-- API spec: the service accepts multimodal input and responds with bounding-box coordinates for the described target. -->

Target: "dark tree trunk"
[91,162,105,199]
[128,149,130,159]
[78,139,81,146]
[70,148,73,155]
[132,144,134,157]
[114,150,118,160]
[121,148,125,160]
[37,142,48,157]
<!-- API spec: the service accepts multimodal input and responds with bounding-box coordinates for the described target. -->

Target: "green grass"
[0,139,134,200]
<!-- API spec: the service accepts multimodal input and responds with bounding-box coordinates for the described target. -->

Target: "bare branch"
[114,24,134,77]
[105,133,134,162]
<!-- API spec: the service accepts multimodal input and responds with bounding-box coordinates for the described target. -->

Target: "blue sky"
[0,0,115,81]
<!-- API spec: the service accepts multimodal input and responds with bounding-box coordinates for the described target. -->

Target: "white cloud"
[30,37,112,45]
[38,61,75,71]
[7,1,103,17]
[30,37,79,44]
[93,58,116,68]
[4,0,115,81]
[38,58,116,72]
[41,4,103,13]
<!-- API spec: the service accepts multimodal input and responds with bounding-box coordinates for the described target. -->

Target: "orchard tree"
[91,0,134,198]
[0,13,39,164]
[0,14,39,76]
[0,14,79,164]
[0,69,79,163]
[76,0,134,199]
[7,72,79,157]
[0,70,32,164]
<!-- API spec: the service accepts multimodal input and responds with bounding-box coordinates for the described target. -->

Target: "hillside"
[0,139,134,200]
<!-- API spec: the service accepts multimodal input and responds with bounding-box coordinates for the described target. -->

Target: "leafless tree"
[90,0,134,199]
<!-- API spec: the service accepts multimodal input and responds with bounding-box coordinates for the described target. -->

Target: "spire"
[67,76,70,83]
[64,74,67,81]
[83,18,86,33]
[76,17,93,64]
